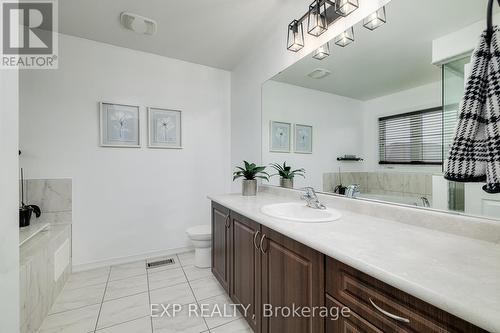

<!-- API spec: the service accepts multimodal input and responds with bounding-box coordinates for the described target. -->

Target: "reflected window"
[378,107,443,165]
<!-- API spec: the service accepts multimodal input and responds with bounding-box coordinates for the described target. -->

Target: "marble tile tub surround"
[261,185,500,244]
[323,171,433,198]
[24,178,72,224]
[38,251,252,333]
[209,188,500,332]
[20,224,72,333]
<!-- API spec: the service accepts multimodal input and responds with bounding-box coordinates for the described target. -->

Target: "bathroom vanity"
[210,188,500,333]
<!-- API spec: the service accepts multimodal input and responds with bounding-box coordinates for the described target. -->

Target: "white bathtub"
[358,193,432,208]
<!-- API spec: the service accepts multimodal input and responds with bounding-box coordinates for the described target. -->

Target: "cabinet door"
[230,212,261,332]
[261,226,324,333]
[211,202,230,292]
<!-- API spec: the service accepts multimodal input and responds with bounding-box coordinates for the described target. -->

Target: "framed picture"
[270,121,291,153]
[100,102,140,147]
[147,107,182,149]
[294,124,313,154]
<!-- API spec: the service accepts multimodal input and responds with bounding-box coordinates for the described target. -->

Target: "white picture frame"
[99,102,140,148]
[294,124,313,154]
[270,121,291,153]
[147,107,182,149]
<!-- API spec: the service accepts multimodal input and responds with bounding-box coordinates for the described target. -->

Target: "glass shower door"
[442,56,471,212]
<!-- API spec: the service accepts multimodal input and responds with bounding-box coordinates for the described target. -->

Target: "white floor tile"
[104,275,148,301]
[149,282,196,306]
[183,265,212,282]
[152,305,207,333]
[38,303,100,333]
[177,252,195,267]
[65,267,109,290]
[97,292,150,330]
[210,318,252,333]
[109,261,147,281]
[50,283,106,314]
[148,267,187,291]
[190,276,225,301]
[96,316,152,333]
[199,294,241,329]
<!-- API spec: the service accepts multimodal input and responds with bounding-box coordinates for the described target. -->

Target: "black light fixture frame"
[295,0,338,28]
[307,0,328,37]
[287,0,343,51]
[287,19,305,52]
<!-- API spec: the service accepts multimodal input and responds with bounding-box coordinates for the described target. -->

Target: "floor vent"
[146,258,175,269]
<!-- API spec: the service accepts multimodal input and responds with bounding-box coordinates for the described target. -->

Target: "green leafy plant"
[233,161,270,181]
[270,162,305,180]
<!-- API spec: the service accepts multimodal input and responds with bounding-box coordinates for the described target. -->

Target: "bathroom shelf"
[337,157,364,161]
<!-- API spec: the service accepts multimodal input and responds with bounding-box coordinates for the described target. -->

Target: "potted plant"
[233,161,269,196]
[270,162,305,189]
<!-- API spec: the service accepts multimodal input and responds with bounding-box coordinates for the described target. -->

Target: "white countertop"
[208,193,500,333]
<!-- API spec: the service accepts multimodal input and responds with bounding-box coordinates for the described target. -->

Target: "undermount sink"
[261,202,342,223]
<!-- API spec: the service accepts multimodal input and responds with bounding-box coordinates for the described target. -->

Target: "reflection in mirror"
[262,0,500,220]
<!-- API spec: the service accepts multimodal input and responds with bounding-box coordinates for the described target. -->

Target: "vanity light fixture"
[363,6,387,30]
[334,27,354,47]
[313,42,330,60]
[307,0,328,37]
[287,20,305,52]
[335,0,359,17]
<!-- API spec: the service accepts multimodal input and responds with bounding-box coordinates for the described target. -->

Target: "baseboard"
[72,246,194,272]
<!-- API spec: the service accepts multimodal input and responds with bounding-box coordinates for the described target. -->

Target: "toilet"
[186,224,212,268]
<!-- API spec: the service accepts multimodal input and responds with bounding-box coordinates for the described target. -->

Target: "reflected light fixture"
[307,0,328,37]
[363,6,387,30]
[313,42,330,60]
[287,20,305,52]
[335,0,359,17]
[334,27,354,47]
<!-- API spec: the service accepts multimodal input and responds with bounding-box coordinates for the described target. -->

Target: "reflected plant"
[270,162,305,180]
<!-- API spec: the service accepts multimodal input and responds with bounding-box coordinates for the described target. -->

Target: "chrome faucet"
[345,184,361,198]
[301,187,326,210]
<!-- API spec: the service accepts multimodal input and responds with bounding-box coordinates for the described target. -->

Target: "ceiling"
[58,0,307,70]
[272,0,497,101]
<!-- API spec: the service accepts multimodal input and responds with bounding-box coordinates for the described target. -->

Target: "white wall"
[19,34,231,267]
[0,70,20,332]
[230,0,392,192]
[262,81,364,189]
[361,81,442,172]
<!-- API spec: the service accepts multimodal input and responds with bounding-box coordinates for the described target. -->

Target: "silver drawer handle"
[259,234,268,254]
[253,231,260,250]
[369,298,410,324]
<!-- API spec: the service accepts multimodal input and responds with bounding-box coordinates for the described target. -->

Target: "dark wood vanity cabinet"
[211,202,231,292]
[212,203,325,333]
[211,202,487,333]
[229,211,261,331]
[325,258,487,333]
[260,225,325,333]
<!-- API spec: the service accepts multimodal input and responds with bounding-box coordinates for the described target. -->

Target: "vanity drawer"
[326,295,383,333]
[325,258,486,333]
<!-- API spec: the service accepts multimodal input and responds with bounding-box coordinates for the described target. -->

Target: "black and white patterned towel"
[445,28,500,193]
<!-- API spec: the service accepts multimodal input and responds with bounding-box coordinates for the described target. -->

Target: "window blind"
[378,107,443,165]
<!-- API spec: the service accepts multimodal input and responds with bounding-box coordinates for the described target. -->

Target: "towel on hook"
[445,28,500,193]
[483,28,500,193]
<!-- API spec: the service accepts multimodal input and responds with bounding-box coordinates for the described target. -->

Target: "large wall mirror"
[262,0,500,221]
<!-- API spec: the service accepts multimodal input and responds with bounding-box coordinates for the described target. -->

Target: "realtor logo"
[1,0,58,69]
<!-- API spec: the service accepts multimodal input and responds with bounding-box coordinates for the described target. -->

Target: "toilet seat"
[186,224,211,241]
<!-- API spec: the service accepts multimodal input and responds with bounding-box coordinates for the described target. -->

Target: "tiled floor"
[38,251,252,333]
